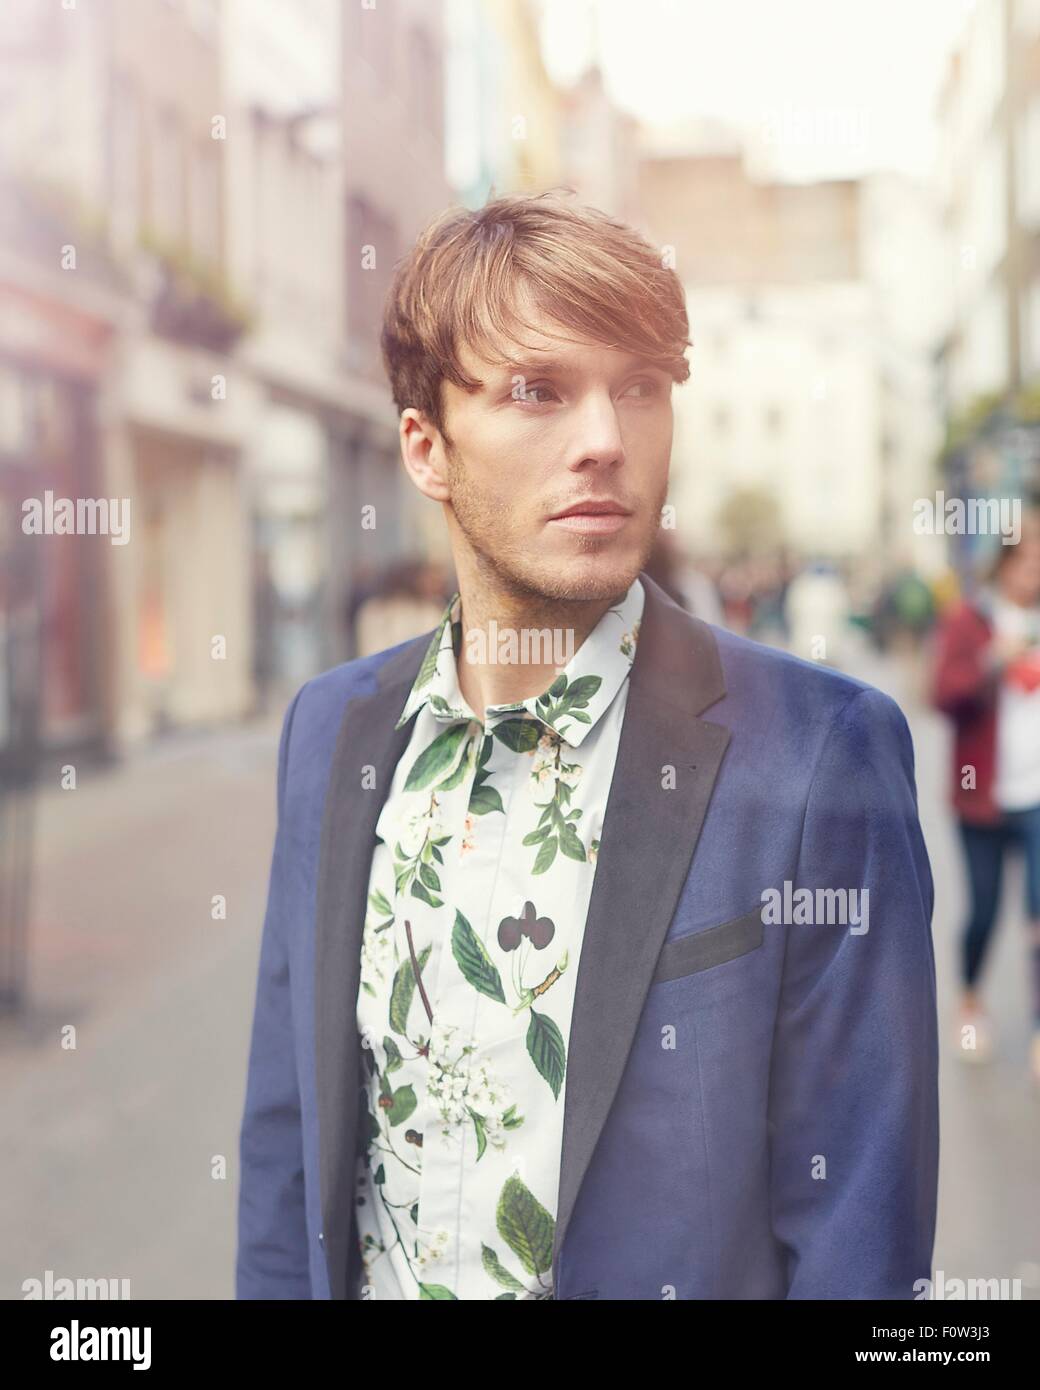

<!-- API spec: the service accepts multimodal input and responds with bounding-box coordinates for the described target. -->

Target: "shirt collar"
[394,576,645,747]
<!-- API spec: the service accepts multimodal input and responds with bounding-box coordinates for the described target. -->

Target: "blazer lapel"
[551,573,730,1289]
[315,636,427,1301]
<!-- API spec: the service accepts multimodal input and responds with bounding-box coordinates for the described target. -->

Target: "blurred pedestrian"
[783,559,852,666]
[930,505,1040,1080]
[353,559,448,659]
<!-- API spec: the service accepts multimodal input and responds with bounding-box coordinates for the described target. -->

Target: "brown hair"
[380,188,692,445]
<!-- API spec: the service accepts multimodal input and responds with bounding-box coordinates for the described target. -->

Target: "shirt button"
[318,1232,324,1246]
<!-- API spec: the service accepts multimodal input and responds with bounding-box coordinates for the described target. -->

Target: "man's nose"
[568,391,625,468]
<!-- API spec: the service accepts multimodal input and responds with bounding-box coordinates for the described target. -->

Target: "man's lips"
[547,500,633,534]
[547,508,632,535]
[548,500,631,519]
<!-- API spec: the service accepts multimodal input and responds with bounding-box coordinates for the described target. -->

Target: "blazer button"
[318,1232,324,1246]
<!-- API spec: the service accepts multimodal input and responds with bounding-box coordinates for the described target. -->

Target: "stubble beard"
[444,444,665,607]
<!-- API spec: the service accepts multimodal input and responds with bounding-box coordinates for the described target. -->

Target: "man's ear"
[400,408,451,504]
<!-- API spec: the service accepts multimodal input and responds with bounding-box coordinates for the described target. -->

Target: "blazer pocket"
[651,906,765,984]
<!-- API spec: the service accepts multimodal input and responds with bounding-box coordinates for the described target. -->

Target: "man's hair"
[380,188,692,444]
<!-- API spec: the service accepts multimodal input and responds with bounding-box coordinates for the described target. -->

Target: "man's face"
[410,304,674,605]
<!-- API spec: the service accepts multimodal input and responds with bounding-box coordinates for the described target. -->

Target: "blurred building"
[639,140,944,570]
[935,0,1040,411]
[447,0,564,205]
[933,0,1040,573]
[0,0,457,750]
[335,0,453,617]
[0,0,254,753]
[559,62,640,223]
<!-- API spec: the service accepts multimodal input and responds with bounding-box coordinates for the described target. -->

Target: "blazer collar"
[314,569,729,1298]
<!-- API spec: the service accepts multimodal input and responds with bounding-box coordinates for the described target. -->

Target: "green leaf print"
[389,943,431,1036]
[368,887,393,919]
[558,821,586,863]
[521,824,551,846]
[409,877,442,909]
[467,782,504,816]
[467,1106,488,1160]
[533,672,603,739]
[481,1242,526,1292]
[532,835,558,875]
[451,909,506,1003]
[496,1174,555,1277]
[437,735,477,790]
[417,862,441,892]
[561,674,600,704]
[526,1007,566,1099]
[493,718,541,753]
[386,1083,417,1127]
[419,1284,458,1300]
[383,1036,403,1072]
[414,620,447,692]
[404,723,471,791]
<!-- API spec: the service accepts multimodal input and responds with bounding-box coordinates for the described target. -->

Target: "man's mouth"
[547,500,633,535]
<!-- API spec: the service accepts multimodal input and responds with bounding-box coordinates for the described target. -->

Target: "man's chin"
[517,550,646,604]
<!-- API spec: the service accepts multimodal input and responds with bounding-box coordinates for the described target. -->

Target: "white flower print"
[415,1227,451,1271]
[397,792,447,859]
[359,921,394,988]
[426,1021,520,1152]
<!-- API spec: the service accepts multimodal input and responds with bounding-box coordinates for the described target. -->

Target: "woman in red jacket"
[931,505,1040,1080]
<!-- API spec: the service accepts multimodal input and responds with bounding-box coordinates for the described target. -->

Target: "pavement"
[1,638,1037,1300]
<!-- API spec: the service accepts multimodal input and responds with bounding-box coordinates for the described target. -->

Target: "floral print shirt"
[353,576,645,1299]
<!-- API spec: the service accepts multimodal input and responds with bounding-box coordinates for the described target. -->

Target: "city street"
[1,642,1038,1300]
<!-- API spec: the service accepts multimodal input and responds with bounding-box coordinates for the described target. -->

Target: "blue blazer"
[236,571,939,1299]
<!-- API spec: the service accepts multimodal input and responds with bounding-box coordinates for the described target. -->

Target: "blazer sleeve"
[236,683,311,1298]
[768,685,939,1299]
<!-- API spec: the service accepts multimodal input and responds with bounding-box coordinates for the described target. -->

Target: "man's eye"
[517,383,557,405]
[622,378,660,399]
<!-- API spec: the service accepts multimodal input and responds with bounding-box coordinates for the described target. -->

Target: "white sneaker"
[953,1010,995,1063]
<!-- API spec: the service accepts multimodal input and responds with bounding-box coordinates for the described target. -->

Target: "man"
[236,192,939,1300]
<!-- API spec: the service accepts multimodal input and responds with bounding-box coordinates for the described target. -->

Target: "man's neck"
[452,578,620,719]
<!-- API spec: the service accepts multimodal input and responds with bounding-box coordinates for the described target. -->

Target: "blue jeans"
[958,803,1040,1022]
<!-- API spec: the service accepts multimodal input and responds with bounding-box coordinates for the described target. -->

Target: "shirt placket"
[413,711,529,1296]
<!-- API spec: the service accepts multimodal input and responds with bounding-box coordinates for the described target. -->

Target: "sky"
[536,0,975,183]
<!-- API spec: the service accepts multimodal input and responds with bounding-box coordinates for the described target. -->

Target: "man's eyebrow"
[496,357,571,379]
[494,354,663,379]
